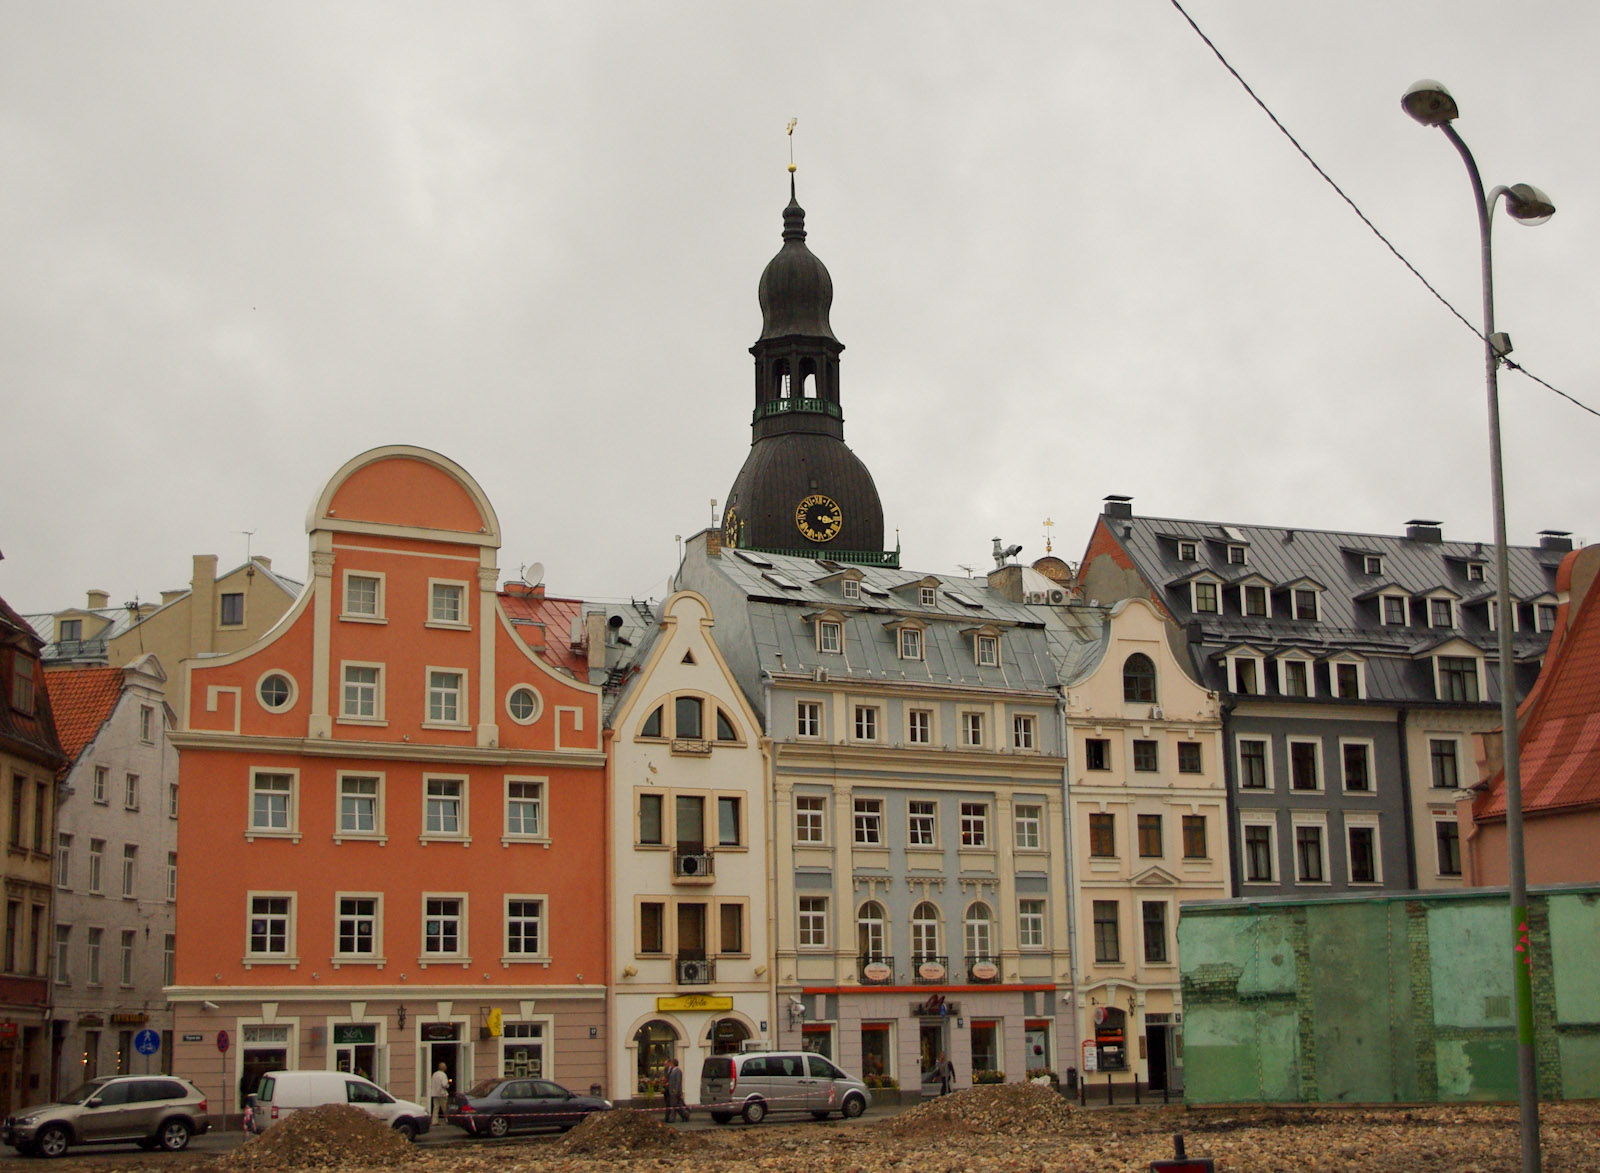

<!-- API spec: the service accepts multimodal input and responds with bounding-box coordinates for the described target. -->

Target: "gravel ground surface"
[25,1085,1600,1173]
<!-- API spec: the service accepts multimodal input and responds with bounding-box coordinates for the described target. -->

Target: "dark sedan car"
[445,1078,611,1138]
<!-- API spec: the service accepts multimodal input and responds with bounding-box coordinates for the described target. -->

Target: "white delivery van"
[253,1071,431,1140]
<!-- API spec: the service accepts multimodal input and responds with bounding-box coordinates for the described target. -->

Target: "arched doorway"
[709,1017,750,1055]
[634,1020,679,1094]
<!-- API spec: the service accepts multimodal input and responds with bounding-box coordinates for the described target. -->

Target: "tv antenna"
[520,562,545,589]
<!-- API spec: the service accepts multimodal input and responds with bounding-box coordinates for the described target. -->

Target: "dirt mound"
[889,1083,1076,1139]
[558,1108,697,1155]
[221,1104,419,1169]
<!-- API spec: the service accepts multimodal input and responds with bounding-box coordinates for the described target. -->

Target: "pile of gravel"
[888,1083,1077,1139]
[558,1108,695,1156]
[221,1104,418,1169]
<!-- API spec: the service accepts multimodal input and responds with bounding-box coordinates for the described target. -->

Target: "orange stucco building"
[168,447,608,1113]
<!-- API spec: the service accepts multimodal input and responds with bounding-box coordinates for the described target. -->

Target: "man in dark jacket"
[665,1058,689,1122]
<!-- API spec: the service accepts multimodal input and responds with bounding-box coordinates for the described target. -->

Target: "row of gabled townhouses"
[2,178,1578,1114]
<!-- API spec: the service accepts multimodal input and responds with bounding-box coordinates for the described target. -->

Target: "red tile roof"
[42,665,124,766]
[498,586,588,678]
[1476,547,1600,821]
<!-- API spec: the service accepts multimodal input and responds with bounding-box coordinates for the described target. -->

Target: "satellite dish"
[521,562,545,588]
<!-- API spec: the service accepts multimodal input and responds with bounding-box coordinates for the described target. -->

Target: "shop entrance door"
[240,1049,286,1109]
[918,1021,947,1097]
[1146,1025,1169,1091]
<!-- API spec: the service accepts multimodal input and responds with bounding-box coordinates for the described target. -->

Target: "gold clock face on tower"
[795,494,843,543]
[723,508,740,548]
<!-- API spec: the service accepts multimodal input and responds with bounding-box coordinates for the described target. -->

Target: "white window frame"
[1466,561,1487,582]
[1013,713,1038,751]
[124,772,140,810]
[247,768,300,842]
[907,800,937,847]
[798,896,829,948]
[1339,738,1377,794]
[1240,816,1278,885]
[245,891,297,964]
[505,683,543,725]
[420,893,468,964]
[1240,582,1271,618]
[88,839,104,895]
[421,775,470,844]
[1226,544,1248,565]
[1433,815,1463,878]
[1364,554,1384,576]
[120,844,138,898]
[1287,737,1323,793]
[1228,652,1265,695]
[165,851,177,902]
[976,634,999,668]
[907,708,933,746]
[1344,815,1383,886]
[503,777,547,844]
[911,902,941,958]
[1330,657,1367,700]
[796,700,822,739]
[817,620,843,654]
[1427,595,1456,629]
[53,925,70,985]
[119,929,135,987]
[256,671,298,713]
[795,795,826,845]
[841,579,861,601]
[339,661,385,723]
[1291,587,1320,621]
[1291,815,1329,885]
[1191,578,1221,615]
[333,892,383,963]
[1014,803,1042,851]
[960,711,985,748]
[1018,899,1046,949]
[853,797,884,846]
[1487,599,1522,632]
[1434,653,1484,703]
[1380,593,1410,626]
[87,926,103,985]
[1277,655,1315,698]
[918,586,937,608]
[1236,737,1273,791]
[503,894,548,964]
[1177,541,1197,562]
[853,705,880,743]
[1535,601,1559,633]
[335,772,385,843]
[92,766,108,804]
[424,667,468,727]
[1428,737,1463,790]
[139,705,155,744]
[341,570,386,622]
[963,902,994,959]
[426,579,470,629]
[899,627,924,661]
[959,801,989,848]
[56,834,71,889]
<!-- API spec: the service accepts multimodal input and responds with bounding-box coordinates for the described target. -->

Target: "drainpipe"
[1220,699,1240,897]
[1055,684,1081,1068]
[762,672,777,1049]
[1396,708,1418,890]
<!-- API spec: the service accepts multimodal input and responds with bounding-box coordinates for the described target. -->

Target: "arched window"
[857,901,886,960]
[1123,653,1157,703]
[634,1020,679,1093]
[963,902,993,960]
[641,705,663,738]
[911,902,941,961]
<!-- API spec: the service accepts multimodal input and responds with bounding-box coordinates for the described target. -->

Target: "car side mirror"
[86,1098,103,1109]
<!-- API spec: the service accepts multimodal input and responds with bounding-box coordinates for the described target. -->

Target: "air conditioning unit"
[677,958,710,983]
[813,666,829,683]
[1026,591,1046,605]
[1048,588,1068,605]
[674,852,713,878]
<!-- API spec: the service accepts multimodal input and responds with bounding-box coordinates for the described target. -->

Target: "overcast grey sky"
[4,2,1596,614]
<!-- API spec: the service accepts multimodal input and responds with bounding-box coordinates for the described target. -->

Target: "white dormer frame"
[1325,653,1367,700]
[1531,594,1559,633]
[1486,597,1522,633]
[1190,575,1222,615]
[1379,592,1410,627]
[841,579,862,601]
[963,625,1003,669]
[884,616,928,662]
[1222,646,1267,696]
[1177,540,1198,562]
[1421,589,1460,629]
[1237,575,1274,619]
[1285,579,1322,622]
[804,609,849,656]
[1423,640,1486,703]
[1226,544,1248,566]
[1466,561,1487,583]
[1276,651,1317,698]
[1363,554,1385,576]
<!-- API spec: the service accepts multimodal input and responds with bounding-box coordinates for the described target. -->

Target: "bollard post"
[1106,1072,1113,1105]
[1134,1076,1141,1105]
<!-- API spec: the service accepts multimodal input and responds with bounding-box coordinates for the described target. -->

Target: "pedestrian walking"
[665,1058,690,1122]
[430,1061,452,1122]
[936,1052,955,1096]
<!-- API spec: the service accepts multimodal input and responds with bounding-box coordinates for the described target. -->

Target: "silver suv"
[2,1075,210,1158]
[699,1051,871,1124]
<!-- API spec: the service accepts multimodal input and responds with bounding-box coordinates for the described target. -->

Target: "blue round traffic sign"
[134,1029,160,1056]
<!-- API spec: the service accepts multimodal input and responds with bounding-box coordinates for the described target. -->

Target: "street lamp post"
[1402,79,1554,1173]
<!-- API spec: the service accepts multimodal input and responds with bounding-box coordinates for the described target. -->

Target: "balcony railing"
[857,954,895,985]
[738,547,902,569]
[965,955,1001,984]
[675,954,715,985]
[753,397,843,423]
[910,954,949,984]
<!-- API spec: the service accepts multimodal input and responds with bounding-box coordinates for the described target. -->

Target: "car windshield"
[60,1080,110,1105]
[466,1079,503,1098]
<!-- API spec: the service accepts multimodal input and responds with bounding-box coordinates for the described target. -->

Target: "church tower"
[720,177,892,564]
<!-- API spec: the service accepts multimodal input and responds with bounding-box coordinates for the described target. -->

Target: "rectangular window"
[853,797,884,845]
[1348,825,1378,884]
[796,701,821,738]
[1089,812,1115,857]
[1018,899,1045,948]
[719,903,745,954]
[961,712,984,747]
[638,793,663,844]
[1430,739,1460,789]
[1137,814,1163,857]
[959,802,988,847]
[1243,585,1267,617]
[339,775,380,834]
[1244,823,1275,883]
[1234,658,1258,694]
[1430,598,1454,627]
[121,845,137,897]
[1295,825,1325,882]
[1438,657,1480,703]
[853,706,878,741]
[976,635,999,667]
[1290,741,1320,791]
[168,782,179,819]
[219,592,245,626]
[427,670,464,724]
[1537,603,1558,632]
[1013,714,1036,750]
[1142,902,1168,964]
[506,899,543,956]
[1383,596,1408,626]
[54,925,70,985]
[124,772,139,810]
[798,897,828,947]
[344,574,381,617]
[87,927,103,984]
[1293,589,1318,621]
[251,772,294,832]
[1092,900,1120,963]
[1085,738,1110,771]
[639,902,665,953]
[425,778,464,836]
[88,839,104,894]
[795,796,826,844]
[506,780,543,837]
[899,628,923,660]
[1336,662,1361,698]
[1227,545,1247,565]
[163,934,175,987]
[1467,562,1486,582]
[1365,554,1384,575]
[1014,804,1042,850]
[1282,659,1309,697]
[423,897,463,956]
[919,586,937,607]
[908,709,932,745]
[139,705,156,743]
[249,895,291,956]
[338,897,378,955]
[93,766,108,804]
[1177,541,1197,561]
[1132,739,1158,772]
[1239,739,1268,789]
[165,852,177,901]
[842,579,861,600]
[58,619,83,643]
[674,795,705,849]
[56,834,71,889]
[1194,581,1219,613]
[1436,819,1462,877]
[908,800,936,847]
[342,665,380,718]
[717,796,741,847]
[1342,743,1372,792]
[818,620,842,654]
[1182,815,1207,859]
[430,582,465,624]
[1177,741,1202,774]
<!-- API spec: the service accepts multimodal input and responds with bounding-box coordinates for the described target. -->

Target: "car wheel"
[841,1093,866,1120]
[159,1120,191,1152]
[487,1116,510,1139]
[741,1099,767,1125]
[34,1127,69,1159]
[811,1110,832,1120]
[394,1120,418,1142]
[710,1112,732,1125]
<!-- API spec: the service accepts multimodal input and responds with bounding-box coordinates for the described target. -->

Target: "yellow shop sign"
[656,995,733,1012]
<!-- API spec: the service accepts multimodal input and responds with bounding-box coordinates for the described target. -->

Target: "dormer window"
[842,580,861,601]
[1536,603,1558,632]
[1331,658,1366,700]
[1225,650,1265,695]
[1486,601,1521,633]
[1227,545,1247,566]
[818,620,842,654]
[1436,655,1481,703]
[1177,541,1197,562]
[12,656,36,714]
[1428,598,1455,628]
[1192,580,1219,614]
[1292,589,1319,622]
[1381,595,1409,626]
[900,627,923,661]
[1364,555,1384,576]
[919,586,936,608]
[58,619,83,643]
[1242,585,1269,618]
[1278,657,1312,698]
[976,634,999,668]
[1467,562,1486,583]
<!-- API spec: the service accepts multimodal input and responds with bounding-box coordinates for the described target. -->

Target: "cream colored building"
[603,591,771,1103]
[1060,598,1228,1094]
